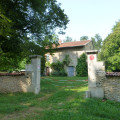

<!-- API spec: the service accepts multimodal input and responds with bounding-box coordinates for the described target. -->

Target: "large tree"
[100,21,120,71]
[0,0,69,71]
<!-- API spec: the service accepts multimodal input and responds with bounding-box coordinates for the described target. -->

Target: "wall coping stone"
[86,50,98,54]
[106,72,120,77]
[0,72,25,76]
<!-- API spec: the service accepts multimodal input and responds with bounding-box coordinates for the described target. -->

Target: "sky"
[56,0,120,41]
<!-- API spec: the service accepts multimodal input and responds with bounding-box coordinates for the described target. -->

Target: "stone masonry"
[0,75,31,93]
[0,55,42,94]
[86,50,105,99]
[86,50,120,102]
[103,76,120,102]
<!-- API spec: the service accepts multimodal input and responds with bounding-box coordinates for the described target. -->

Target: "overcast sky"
[56,0,120,41]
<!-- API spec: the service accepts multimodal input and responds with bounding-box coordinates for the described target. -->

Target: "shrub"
[50,55,70,76]
[51,71,60,76]
[51,61,64,72]
[59,70,67,76]
[51,70,67,76]
[76,53,88,77]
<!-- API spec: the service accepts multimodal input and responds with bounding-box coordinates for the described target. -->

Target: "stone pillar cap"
[86,50,98,54]
[29,55,42,58]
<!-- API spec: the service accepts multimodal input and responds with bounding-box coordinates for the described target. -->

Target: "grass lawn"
[0,76,120,120]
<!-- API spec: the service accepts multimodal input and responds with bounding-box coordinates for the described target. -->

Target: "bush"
[59,70,67,76]
[50,55,70,76]
[51,61,64,72]
[76,53,88,77]
[51,70,67,76]
[51,71,60,76]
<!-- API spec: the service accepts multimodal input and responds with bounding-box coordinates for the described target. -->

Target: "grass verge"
[0,76,120,120]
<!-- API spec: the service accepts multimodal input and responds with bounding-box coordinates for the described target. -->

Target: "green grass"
[0,76,120,120]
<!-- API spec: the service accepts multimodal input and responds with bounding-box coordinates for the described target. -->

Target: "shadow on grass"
[0,78,58,114]
[0,92,44,114]
[33,89,120,120]
[1,76,120,120]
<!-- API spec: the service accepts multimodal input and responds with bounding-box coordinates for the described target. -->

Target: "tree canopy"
[91,34,102,50]
[80,36,89,41]
[63,36,73,43]
[0,0,69,71]
[100,21,120,71]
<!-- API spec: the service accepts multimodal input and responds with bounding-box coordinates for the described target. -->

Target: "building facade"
[46,40,93,76]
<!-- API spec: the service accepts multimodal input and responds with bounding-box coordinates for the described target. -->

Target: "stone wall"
[103,76,120,102]
[86,50,120,102]
[0,73,31,93]
[0,55,41,94]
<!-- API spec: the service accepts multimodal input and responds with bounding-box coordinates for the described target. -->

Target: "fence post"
[86,50,105,99]
[26,55,42,94]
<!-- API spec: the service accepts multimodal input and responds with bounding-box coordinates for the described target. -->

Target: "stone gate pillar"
[86,50,105,98]
[26,55,42,94]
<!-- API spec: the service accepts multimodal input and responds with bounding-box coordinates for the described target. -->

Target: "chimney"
[58,40,62,44]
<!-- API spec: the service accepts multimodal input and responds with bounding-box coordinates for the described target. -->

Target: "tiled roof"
[106,72,120,77]
[57,40,91,48]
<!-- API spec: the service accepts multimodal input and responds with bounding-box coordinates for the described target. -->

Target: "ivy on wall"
[51,61,64,72]
[63,54,71,66]
[50,54,71,76]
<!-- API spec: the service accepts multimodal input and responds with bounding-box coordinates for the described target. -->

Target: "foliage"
[50,55,71,76]
[63,36,73,43]
[80,36,89,40]
[0,13,13,39]
[51,70,67,76]
[45,61,51,67]
[0,0,69,71]
[100,21,120,71]
[63,54,71,66]
[51,61,64,72]
[0,0,69,53]
[76,53,88,77]
[91,34,102,50]
[0,52,25,72]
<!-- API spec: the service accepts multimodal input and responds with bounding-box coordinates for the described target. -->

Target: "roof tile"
[58,40,91,48]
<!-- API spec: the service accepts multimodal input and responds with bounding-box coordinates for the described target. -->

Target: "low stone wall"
[103,76,120,102]
[0,73,32,93]
[0,55,41,94]
[86,50,120,102]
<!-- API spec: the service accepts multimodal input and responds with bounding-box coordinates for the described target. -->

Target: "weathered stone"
[0,76,31,93]
[85,91,91,98]
[86,50,105,99]
[26,55,42,94]
[0,55,42,94]
[89,87,104,99]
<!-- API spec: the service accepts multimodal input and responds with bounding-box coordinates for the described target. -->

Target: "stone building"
[46,40,93,76]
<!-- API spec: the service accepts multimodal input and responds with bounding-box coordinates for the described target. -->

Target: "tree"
[91,34,102,50]
[76,53,88,77]
[0,0,69,71]
[80,36,89,40]
[100,21,120,71]
[0,0,69,53]
[63,36,73,43]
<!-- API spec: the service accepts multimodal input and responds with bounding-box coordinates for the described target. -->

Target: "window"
[46,54,50,61]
